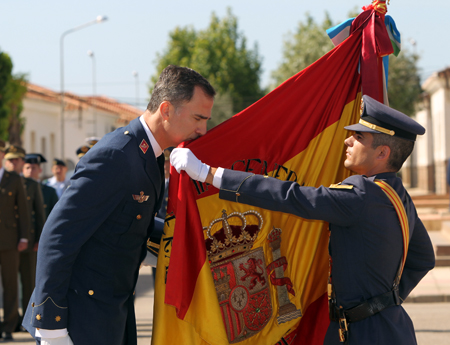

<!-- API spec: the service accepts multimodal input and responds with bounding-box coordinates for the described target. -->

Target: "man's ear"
[377,145,391,162]
[159,101,172,121]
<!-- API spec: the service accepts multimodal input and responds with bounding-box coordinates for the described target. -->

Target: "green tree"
[0,49,28,144]
[270,12,335,88]
[150,8,264,128]
[387,49,422,116]
[271,11,422,116]
[0,51,13,140]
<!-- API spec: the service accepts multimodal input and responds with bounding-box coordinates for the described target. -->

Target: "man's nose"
[197,122,207,136]
[344,136,353,146]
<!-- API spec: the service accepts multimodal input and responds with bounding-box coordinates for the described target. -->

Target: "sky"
[1,0,448,110]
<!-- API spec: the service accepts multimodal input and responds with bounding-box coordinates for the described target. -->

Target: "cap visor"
[344,123,380,134]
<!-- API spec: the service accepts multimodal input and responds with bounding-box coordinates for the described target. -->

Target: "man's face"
[166,86,214,147]
[52,164,67,181]
[344,131,380,176]
[23,163,42,180]
[5,157,24,174]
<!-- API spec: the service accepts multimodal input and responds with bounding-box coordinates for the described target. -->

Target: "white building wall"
[21,98,60,178]
[21,96,125,177]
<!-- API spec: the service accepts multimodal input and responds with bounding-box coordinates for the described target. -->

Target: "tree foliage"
[150,8,264,128]
[0,49,27,144]
[0,51,13,140]
[271,11,422,116]
[387,49,422,116]
[270,12,335,88]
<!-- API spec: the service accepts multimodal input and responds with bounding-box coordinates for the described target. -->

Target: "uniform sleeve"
[47,187,59,217]
[16,176,31,240]
[30,147,130,329]
[219,169,365,227]
[33,182,46,243]
[399,216,435,301]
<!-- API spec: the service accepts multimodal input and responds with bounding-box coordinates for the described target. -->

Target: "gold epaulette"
[329,183,353,189]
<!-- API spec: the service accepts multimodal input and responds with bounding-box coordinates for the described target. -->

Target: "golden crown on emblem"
[204,209,263,263]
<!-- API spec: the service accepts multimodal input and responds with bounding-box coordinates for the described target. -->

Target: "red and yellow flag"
[152,3,396,344]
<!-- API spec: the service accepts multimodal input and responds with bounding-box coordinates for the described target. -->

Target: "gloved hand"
[41,334,74,345]
[170,148,210,182]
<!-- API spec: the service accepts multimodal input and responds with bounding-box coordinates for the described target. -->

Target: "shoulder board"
[329,183,354,189]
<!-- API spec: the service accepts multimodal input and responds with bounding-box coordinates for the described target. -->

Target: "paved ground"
[2,267,450,344]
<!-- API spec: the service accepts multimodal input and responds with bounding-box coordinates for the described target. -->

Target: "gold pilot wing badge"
[139,139,149,154]
[133,191,149,203]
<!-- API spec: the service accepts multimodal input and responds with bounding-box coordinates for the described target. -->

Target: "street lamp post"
[87,50,96,95]
[87,50,97,134]
[60,15,107,160]
[132,70,139,108]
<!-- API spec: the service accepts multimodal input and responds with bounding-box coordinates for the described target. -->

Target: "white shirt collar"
[0,167,4,182]
[140,114,163,157]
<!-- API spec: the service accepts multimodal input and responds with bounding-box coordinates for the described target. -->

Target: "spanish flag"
[152,2,399,344]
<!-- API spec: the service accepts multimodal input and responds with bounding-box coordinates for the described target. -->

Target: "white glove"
[41,334,74,345]
[170,148,210,182]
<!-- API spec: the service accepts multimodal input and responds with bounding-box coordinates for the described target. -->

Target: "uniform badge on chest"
[139,139,149,154]
[132,191,149,203]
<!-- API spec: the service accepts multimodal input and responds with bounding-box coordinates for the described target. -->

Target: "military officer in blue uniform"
[171,95,435,345]
[23,65,215,345]
[43,159,70,199]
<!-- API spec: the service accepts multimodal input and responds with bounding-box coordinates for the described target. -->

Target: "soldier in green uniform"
[4,146,45,330]
[0,141,30,341]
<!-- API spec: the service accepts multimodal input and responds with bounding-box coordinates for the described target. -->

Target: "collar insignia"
[139,139,149,154]
[133,191,149,203]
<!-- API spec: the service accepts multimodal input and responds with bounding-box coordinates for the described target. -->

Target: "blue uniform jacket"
[23,118,164,345]
[219,169,435,345]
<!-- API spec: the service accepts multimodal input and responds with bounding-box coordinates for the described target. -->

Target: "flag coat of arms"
[152,2,399,344]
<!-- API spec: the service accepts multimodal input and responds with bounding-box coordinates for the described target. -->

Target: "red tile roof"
[26,83,142,124]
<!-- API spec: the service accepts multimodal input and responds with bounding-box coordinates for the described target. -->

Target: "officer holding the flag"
[171,95,435,345]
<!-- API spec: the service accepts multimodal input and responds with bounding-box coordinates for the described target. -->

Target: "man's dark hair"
[371,133,414,172]
[147,65,216,113]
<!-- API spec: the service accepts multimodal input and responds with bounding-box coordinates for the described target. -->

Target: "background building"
[404,67,450,195]
[22,83,141,177]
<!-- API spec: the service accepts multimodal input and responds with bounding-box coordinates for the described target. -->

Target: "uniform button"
[8,192,12,196]
[236,193,241,197]
[31,303,35,307]
[136,214,142,220]
[27,196,31,200]
[124,131,130,135]
[55,316,62,322]
[36,314,42,321]
[14,206,18,210]
[133,291,136,295]
[88,290,94,295]
[44,204,47,208]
